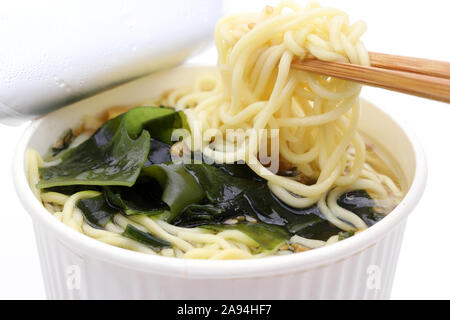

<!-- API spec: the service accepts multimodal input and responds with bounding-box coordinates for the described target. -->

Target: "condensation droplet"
[53,76,72,93]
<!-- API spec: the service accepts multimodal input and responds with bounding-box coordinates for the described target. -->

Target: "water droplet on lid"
[53,75,72,92]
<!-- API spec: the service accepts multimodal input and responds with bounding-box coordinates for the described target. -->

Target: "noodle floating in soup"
[26,1,405,259]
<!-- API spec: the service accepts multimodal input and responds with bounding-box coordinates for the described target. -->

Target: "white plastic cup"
[13,66,427,299]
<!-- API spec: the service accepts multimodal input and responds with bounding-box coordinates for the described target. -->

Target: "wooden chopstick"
[369,52,450,80]
[292,53,450,103]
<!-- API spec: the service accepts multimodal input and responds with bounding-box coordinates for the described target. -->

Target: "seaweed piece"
[176,163,341,241]
[202,222,289,251]
[104,182,169,216]
[76,194,117,228]
[122,224,171,250]
[140,163,205,221]
[43,185,101,195]
[37,107,183,189]
[337,190,384,227]
[144,138,172,167]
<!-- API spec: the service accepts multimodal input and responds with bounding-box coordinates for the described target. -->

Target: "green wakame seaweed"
[178,163,341,241]
[37,107,184,189]
[140,163,205,221]
[76,194,117,228]
[122,224,171,250]
[202,222,290,251]
[103,183,169,216]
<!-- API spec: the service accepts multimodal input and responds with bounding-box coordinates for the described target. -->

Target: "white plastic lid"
[0,0,223,125]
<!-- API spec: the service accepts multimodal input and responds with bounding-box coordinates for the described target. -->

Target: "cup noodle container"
[13,66,427,299]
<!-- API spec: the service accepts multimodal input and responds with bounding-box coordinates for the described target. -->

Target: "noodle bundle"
[158,1,399,229]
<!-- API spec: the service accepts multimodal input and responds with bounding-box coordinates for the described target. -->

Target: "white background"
[0,0,449,299]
